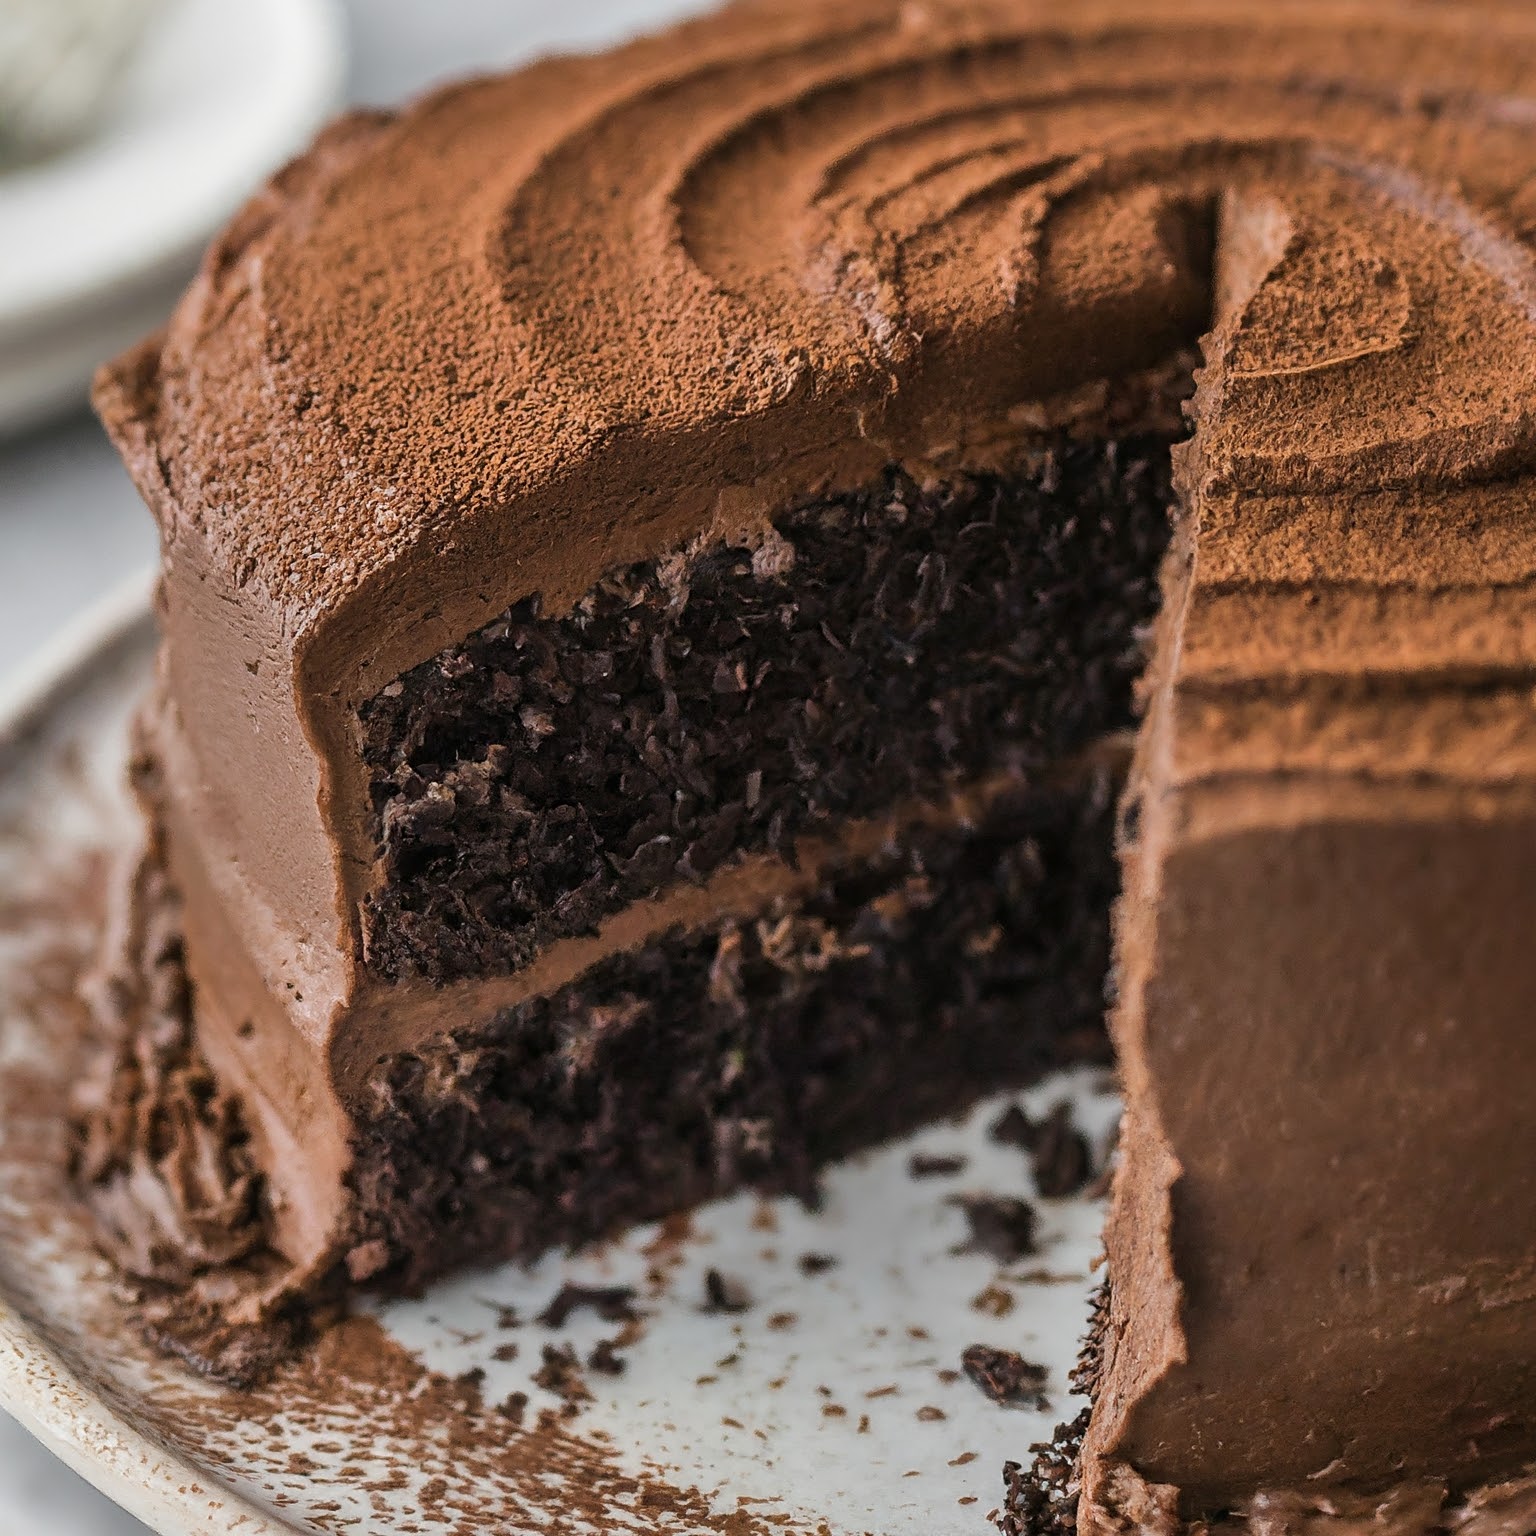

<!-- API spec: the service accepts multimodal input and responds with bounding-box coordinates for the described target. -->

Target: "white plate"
[0,593,1117,1534]
[0,0,344,432]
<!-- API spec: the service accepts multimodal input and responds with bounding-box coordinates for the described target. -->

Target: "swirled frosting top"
[96,0,1536,675]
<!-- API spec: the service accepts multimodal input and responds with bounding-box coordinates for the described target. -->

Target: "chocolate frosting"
[91,0,1536,1520]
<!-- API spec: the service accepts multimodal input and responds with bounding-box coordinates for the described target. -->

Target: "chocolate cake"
[85,0,1536,1528]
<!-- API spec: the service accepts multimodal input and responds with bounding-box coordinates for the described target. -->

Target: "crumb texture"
[358,446,1172,982]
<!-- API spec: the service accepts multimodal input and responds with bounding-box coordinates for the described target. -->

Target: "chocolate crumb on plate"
[1030,1103,1094,1198]
[586,1338,626,1376]
[950,1194,1037,1262]
[797,1251,837,1275]
[702,1267,751,1314]
[535,1282,638,1328]
[961,1345,1050,1409]
[909,1151,969,1179]
[532,1343,592,1405]
[988,1103,1035,1149]
[972,1282,1017,1318]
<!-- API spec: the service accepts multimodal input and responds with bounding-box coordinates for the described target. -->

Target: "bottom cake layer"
[344,774,1121,1293]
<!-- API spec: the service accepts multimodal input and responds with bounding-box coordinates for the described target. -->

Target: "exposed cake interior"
[336,427,1183,1292]
[349,778,1120,1291]
[357,439,1173,982]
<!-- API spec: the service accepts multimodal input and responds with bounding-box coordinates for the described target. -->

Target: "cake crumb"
[587,1338,626,1376]
[703,1268,751,1314]
[536,1283,637,1328]
[999,1407,1092,1536]
[961,1345,1049,1409]
[972,1282,1016,1317]
[1030,1102,1094,1198]
[950,1194,1037,1262]
[532,1343,592,1406]
[989,1100,1094,1197]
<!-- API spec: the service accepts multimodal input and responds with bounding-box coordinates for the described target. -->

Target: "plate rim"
[0,1297,289,1536]
[0,584,287,1535]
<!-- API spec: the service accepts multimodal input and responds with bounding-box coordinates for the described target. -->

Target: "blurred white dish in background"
[0,0,344,435]
[0,0,166,160]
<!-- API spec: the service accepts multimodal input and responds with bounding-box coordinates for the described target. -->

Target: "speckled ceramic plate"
[0,592,1119,1535]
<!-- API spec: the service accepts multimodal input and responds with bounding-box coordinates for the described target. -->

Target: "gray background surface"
[0,1,705,1528]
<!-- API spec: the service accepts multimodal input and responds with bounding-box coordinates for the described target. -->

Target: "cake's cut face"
[87,0,1536,1528]
[357,445,1171,982]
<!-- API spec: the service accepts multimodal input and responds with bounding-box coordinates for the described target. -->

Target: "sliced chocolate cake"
[86,0,1536,1528]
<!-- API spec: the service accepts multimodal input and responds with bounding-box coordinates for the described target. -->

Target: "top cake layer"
[100,0,1536,663]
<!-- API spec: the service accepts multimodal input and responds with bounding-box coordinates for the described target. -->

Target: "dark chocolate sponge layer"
[358,440,1173,983]
[347,777,1119,1294]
